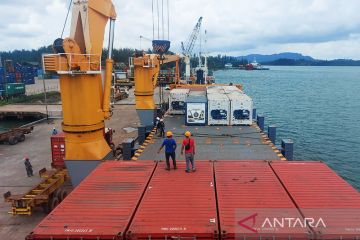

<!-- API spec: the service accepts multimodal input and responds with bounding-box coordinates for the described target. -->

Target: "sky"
[0,0,360,60]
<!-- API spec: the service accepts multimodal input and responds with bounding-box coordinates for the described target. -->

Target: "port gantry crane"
[181,17,203,83]
[42,0,117,186]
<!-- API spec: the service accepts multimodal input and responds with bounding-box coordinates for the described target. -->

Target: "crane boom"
[181,17,203,83]
[181,17,203,56]
[42,0,117,186]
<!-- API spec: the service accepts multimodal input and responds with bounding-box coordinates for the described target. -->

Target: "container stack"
[185,91,208,125]
[168,89,190,114]
[0,67,4,97]
[173,86,253,126]
[15,64,36,85]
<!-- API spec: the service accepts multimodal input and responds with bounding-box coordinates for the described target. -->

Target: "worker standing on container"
[157,131,177,170]
[24,158,33,177]
[52,127,58,135]
[181,131,196,173]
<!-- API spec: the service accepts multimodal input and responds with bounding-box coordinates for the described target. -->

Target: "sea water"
[215,66,360,190]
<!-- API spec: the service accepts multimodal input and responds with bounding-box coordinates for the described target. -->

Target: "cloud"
[0,0,360,59]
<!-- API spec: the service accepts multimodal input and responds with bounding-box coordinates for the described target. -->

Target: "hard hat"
[166,131,173,137]
[156,117,160,121]
[185,131,191,137]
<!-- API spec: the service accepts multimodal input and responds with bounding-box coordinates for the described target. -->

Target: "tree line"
[1,46,247,70]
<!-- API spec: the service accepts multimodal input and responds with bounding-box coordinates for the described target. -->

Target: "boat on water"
[246,60,270,70]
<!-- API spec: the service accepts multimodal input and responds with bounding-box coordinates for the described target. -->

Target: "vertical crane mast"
[42,0,117,186]
[181,17,202,83]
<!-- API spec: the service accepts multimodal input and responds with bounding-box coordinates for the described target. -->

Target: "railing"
[42,53,102,75]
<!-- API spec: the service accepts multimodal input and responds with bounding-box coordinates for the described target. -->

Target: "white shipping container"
[207,93,230,125]
[222,86,243,94]
[169,89,190,115]
[228,92,253,125]
[189,90,206,97]
[206,85,225,94]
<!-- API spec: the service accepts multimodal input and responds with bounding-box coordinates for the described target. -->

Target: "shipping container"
[185,95,208,126]
[0,67,4,84]
[5,73,16,83]
[37,69,44,79]
[27,161,156,240]
[206,85,224,94]
[271,161,360,240]
[207,93,230,125]
[215,161,312,239]
[168,88,189,115]
[188,90,206,97]
[222,85,243,94]
[5,83,25,97]
[126,161,218,239]
[51,133,66,169]
[228,92,253,125]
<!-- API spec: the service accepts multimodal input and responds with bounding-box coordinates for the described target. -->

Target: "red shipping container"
[27,161,156,240]
[126,161,218,239]
[271,161,360,239]
[215,161,312,239]
[51,133,66,169]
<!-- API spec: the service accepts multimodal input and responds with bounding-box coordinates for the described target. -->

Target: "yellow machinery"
[4,168,68,215]
[162,54,181,84]
[133,53,160,127]
[42,0,117,186]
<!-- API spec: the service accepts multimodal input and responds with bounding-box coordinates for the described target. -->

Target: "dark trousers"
[165,152,176,169]
[26,167,33,177]
[158,126,165,137]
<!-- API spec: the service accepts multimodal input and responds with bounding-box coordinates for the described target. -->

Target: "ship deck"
[137,115,280,161]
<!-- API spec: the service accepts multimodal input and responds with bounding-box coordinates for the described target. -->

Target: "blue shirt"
[162,138,177,153]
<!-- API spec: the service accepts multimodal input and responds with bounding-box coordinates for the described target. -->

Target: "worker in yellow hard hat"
[181,131,196,173]
[157,131,177,170]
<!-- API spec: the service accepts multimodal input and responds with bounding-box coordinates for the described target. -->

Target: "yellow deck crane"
[133,53,160,127]
[42,0,117,186]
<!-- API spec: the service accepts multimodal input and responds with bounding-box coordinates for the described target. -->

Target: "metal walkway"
[137,115,281,161]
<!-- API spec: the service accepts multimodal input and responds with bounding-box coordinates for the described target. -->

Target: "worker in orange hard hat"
[181,131,196,173]
[157,131,177,170]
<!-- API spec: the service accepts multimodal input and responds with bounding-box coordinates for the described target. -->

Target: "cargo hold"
[27,161,156,240]
[126,161,218,239]
[271,161,360,240]
[215,161,312,239]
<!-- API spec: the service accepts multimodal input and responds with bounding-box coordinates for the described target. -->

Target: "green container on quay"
[5,83,26,97]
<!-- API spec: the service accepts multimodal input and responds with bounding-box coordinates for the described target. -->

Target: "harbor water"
[215,66,360,190]
[0,119,35,133]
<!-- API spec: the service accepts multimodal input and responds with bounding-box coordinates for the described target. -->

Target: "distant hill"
[262,58,360,66]
[237,52,314,63]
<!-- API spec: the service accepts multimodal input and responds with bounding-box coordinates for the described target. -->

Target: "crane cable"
[152,0,155,40]
[61,0,73,38]
[157,0,160,39]
[167,0,170,40]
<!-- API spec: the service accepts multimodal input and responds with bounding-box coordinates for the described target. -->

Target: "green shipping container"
[5,83,25,97]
